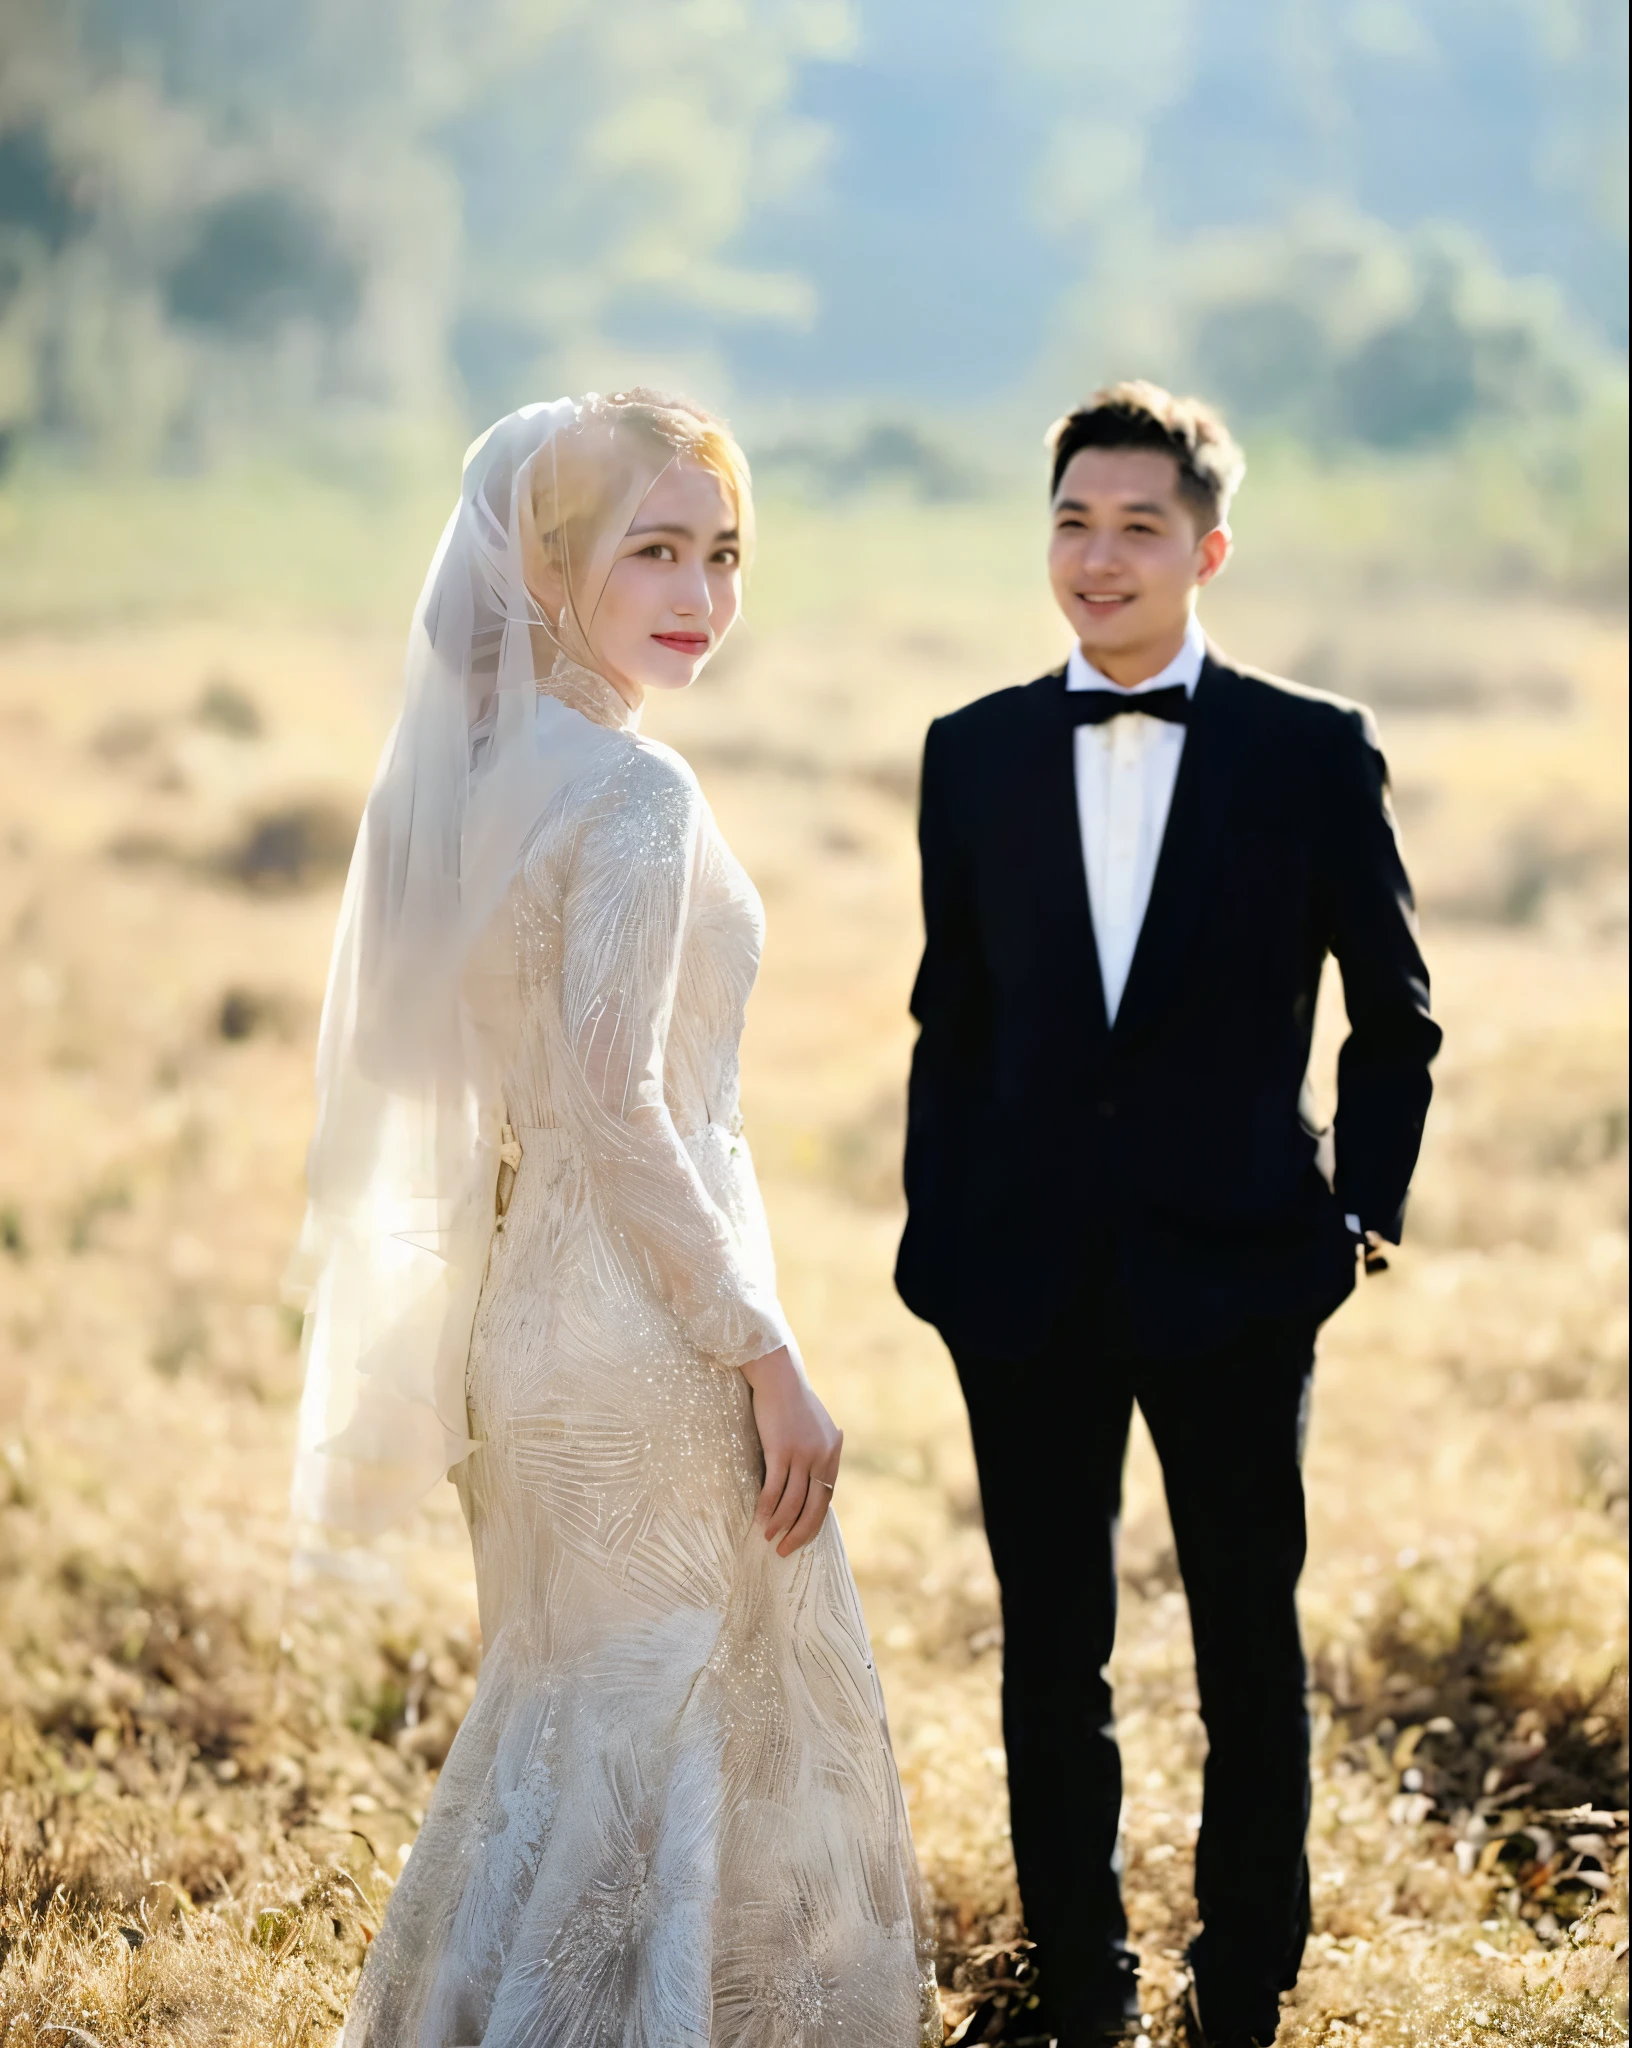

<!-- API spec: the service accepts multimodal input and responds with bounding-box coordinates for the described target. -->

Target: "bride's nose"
[670,561,713,618]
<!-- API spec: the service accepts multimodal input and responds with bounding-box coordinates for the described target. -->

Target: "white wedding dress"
[343,667,938,2047]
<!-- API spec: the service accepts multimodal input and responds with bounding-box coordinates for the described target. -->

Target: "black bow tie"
[1065,684,1192,727]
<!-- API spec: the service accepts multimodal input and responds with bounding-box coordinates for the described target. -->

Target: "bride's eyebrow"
[625,522,740,543]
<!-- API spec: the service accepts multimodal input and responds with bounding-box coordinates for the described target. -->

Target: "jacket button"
[1096,1098,1117,1118]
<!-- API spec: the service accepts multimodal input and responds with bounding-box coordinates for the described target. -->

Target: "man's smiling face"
[1047,446,1229,679]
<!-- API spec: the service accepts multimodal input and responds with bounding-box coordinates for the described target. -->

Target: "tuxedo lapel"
[1013,671,1110,1044]
[1111,655,1247,1045]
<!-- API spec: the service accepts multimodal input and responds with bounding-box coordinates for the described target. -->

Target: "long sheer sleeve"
[548,743,793,1369]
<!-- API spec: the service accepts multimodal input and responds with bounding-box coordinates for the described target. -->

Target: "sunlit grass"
[0,522,1624,2040]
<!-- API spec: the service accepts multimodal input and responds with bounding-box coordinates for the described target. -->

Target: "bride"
[287,392,939,2045]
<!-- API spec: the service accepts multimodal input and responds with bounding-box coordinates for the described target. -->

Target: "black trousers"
[953,1249,1315,2040]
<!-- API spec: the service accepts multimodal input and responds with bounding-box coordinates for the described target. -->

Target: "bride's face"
[587,458,742,705]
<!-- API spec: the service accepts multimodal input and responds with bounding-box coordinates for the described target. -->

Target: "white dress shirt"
[1067,613,1207,1024]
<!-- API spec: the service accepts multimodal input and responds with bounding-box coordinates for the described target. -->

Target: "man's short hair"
[1045,380,1245,533]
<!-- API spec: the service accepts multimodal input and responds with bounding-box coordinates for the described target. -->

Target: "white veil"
[285,394,697,1537]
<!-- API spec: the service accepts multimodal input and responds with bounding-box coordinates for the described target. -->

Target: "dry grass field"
[0,491,1624,2044]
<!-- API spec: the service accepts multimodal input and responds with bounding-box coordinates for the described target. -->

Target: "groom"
[896,383,1440,2047]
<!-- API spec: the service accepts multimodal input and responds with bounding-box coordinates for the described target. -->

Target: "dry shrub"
[219,802,356,892]
[1315,1567,1627,1923]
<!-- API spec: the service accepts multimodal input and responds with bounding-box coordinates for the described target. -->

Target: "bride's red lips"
[652,632,710,652]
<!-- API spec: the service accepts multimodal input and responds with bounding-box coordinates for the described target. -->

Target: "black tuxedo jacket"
[895,647,1442,1359]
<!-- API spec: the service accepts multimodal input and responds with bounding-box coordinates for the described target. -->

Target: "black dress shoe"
[1015,2017,1144,2047]
[1183,1980,1274,2047]
[1023,2027,1142,2048]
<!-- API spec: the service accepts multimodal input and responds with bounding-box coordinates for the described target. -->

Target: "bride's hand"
[741,1345,843,1558]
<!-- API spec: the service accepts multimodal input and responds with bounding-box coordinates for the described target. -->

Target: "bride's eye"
[637,542,676,561]
[711,546,740,567]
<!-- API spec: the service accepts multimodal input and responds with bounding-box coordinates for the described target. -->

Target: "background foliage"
[0,0,1624,537]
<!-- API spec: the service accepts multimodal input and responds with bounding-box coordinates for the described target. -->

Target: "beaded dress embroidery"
[344,666,938,2047]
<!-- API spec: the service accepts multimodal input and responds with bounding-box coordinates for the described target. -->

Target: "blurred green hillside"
[0,0,1625,613]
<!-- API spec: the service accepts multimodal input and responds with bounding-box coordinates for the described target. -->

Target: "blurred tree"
[0,0,461,464]
[443,0,854,422]
[1335,276,1481,449]
[0,125,86,252]
[1191,301,1330,424]
[1168,213,1612,451]
[0,0,852,463]
[766,0,1625,404]
[0,0,1622,464]
[164,192,362,340]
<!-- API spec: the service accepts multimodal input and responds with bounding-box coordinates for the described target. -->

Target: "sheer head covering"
[285,391,754,1536]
